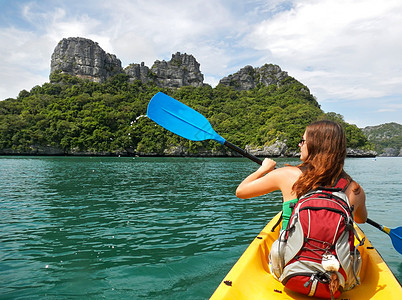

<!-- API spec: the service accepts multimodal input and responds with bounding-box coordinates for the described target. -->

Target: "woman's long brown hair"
[293,120,351,198]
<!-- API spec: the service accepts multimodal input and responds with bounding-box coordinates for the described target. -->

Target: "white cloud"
[377,103,402,113]
[0,26,52,98]
[246,0,402,104]
[0,62,48,99]
[377,109,395,113]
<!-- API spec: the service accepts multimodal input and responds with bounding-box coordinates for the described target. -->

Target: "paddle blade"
[389,227,402,254]
[147,92,226,144]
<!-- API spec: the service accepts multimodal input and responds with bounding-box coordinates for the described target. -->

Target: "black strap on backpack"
[271,212,283,232]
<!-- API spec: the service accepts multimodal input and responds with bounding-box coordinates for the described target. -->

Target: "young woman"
[236,120,367,225]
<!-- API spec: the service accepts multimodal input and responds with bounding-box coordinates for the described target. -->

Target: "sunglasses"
[299,138,306,146]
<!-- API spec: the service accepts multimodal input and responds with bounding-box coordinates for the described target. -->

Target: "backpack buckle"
[304,275,315,287]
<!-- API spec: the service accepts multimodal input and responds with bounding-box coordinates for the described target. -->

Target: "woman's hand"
[260,158,276,174]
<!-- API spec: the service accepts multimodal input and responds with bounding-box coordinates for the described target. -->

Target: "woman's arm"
[346,181,368,223]
[236,158,277,199]
[236,159,301,201]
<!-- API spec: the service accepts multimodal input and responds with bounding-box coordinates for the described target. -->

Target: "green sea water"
[0,156,401,299]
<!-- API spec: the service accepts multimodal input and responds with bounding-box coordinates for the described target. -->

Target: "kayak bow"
[211,212,401,299]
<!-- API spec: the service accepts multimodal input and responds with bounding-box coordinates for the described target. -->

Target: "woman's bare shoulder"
[271,166,301,200]
[346,180,364,194]
[277,165,302,176]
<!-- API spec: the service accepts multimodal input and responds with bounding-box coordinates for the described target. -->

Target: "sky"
[0,0,401,128]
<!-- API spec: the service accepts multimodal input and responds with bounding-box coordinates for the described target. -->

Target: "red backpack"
[269,178,364,299]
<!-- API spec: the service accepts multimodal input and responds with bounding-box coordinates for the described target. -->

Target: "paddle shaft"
[224,141,262,165]
[366,218,382,231]
[366,218,391,234]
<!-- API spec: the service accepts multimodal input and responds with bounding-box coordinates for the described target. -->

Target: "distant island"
[0,37,399,157]
[362,123,401,157]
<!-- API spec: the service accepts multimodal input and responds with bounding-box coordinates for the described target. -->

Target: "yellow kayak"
[211,212,401,299]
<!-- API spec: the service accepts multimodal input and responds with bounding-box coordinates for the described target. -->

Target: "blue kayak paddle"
[147,92,262,165]
[366,218,402,254]
[147,91,402,254]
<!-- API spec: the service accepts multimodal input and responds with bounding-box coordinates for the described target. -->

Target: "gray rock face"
[150,52,204,88]
[124,53,204,87]
[50,37,123,82]
[124,62,151,84]
[245,140,289,157]
[50,38,204,88]
[346,148,377,157]
[219,64,289,91]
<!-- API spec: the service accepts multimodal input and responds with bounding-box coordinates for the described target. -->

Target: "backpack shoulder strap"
[334,177,350,192]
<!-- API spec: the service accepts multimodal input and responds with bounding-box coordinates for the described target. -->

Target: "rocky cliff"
[50,37,123,83]
[51,37,204,88]
[219,64,289,91]
[123,52,204,88]
[50,37,293,91]
[151,52,204,88]
[124,62,152,84]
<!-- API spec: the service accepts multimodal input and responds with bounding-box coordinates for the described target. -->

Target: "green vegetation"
[0,72,372,155]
